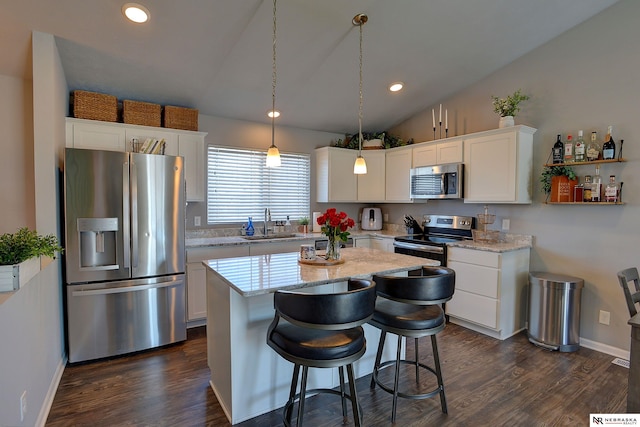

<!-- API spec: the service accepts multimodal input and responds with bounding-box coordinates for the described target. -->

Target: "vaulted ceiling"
[0,0,620,133]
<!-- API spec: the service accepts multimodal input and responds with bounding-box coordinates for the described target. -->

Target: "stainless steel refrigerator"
[64,148,186,363]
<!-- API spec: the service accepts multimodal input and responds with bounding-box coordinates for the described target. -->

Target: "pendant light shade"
[266,0,281,167]
[353,13,368,175]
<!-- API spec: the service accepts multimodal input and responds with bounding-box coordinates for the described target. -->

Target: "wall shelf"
[545,201,625,205]
[544,158,626,167]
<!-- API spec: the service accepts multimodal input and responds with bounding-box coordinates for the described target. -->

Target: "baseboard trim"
[579,337,629,360]
[36,355,67,427]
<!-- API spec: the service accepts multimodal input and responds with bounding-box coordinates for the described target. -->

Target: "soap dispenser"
[246,217,255,236]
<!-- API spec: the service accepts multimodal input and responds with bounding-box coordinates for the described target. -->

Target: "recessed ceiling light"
[122,3,150,23]
[267,110,281,118]
[389,82,404,92]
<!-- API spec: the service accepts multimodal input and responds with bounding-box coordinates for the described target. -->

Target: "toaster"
[361,207,383,230]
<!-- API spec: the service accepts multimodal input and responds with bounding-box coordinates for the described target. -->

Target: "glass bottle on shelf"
[591,165,602,202]
[605,175,620,203]
[583,175,592,202]
[564,134,574,163]
[574,130,586,162]
[552,134,564,164]
[602,125,616,160]
[573,177,583,203]
[586,131,600,161]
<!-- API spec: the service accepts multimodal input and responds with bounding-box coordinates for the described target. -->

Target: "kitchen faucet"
[264,208,271,236]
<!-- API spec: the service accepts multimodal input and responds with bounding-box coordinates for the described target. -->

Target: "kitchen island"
[204,247,437,424]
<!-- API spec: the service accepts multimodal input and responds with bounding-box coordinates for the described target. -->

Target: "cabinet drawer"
[448,247,501,268]
[447,260,499,298]
[446,289,498,329]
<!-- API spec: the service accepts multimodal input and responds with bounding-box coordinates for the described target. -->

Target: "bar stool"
[369,266,455,422]
[618,267,640,318]
[266,278,376,426]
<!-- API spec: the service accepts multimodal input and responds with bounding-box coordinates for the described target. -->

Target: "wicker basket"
[123,100,161,127]
[163,105,198,131]
[73,90,118,122]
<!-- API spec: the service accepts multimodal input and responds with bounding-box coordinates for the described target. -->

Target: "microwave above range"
[410,163,463,199]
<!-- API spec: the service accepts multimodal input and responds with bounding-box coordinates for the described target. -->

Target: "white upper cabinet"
[66,118,207,202]
[385,146,412,202]
[315,147,357,202]
[463,125,536,204]
[357,150,386,202]
[412,138,463,167]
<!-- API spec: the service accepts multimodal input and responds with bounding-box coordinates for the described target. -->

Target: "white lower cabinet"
[370,236,395,252]
[445,246,530,340]
[353,236,371,248]
[248,239,314,256]
[186,245,250,322]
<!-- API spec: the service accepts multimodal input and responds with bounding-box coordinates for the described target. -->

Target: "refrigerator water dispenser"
[77,218,119,270]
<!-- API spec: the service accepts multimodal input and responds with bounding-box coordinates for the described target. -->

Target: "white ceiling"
[0,0,620,134]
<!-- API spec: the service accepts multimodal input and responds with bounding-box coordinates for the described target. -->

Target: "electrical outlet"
[383,213,389,222]
[501,219,510,231]
[194,216,201,227]
[20,390,27,422]
[599,310,611,325]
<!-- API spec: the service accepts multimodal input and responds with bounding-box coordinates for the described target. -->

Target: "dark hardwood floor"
[46,324,627,426]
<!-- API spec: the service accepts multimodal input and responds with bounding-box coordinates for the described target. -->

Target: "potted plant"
[491,89,530,128]
[540,165,577,202]
[298,217,310,234]
[0,227,63,292]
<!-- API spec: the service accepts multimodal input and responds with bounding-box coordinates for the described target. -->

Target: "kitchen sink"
[242,233,300,240]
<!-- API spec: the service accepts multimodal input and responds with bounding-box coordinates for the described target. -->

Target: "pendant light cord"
[358,20,363,155]
[271,0,277,149]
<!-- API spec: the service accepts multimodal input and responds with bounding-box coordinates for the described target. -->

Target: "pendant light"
[266,0,281,167]
[353,14,368,175]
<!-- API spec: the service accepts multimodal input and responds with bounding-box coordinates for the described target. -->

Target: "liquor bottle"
[605,175,620,203]
[586,131,600,161]
[591,165,602,202]
[552,134,564,164]
[564,134,574,163]
[574,130,586,162]
[583,175,592,202]
[602,125,616,160]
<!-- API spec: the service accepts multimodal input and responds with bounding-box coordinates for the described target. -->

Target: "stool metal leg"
[346,363,362,427]
[339,366,347,420]
[415,337,420,382]
[285,364,300,424]
[370,330,386,389]
[391,334,403,423]
[297,366,309,426]
[431,334,447,414]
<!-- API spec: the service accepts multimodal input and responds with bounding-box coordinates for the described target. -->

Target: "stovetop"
[395,214,475,246]
[395,234,471,245]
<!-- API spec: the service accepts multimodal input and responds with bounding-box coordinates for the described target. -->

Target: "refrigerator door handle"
[131,160,138,269]
[70,280,181,297]
[123,161,131,269]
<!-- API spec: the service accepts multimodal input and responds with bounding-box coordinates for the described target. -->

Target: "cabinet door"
[412,144,437,167]
[70,121,126,151]
[370,236,394,252]
[446,290,499,329]
[354,236,371,248]
[249,239,314,256]
[186,262,207,321]
[385,148,412,202]
[437,140,463,164]
[358,151,386,201]
[316,147,357,202]
[178,134,205,202]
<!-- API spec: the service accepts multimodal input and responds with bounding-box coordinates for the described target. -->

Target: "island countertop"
[203,247,438,297]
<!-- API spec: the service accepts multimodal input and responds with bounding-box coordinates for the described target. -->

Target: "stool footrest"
[372,359,443,400]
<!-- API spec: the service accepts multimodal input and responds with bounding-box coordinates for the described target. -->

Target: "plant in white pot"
[491,89,530,128]
[0,228,63,292]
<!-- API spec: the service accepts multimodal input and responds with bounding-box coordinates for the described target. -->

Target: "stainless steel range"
[394,214,475,265]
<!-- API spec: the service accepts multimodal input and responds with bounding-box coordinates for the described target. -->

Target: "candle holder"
[433,127,436,140]
[445,128,449,138]
[439,122,442,139]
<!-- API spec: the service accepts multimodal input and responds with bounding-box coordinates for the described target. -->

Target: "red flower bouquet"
[316,208,355,260]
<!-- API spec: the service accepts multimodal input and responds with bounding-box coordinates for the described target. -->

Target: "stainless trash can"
[528,272,584,352]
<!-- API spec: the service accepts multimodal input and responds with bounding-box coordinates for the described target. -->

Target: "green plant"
[299,217,309,226]
[332,131,414,150]
[491,89,530,117]
[0,227,64,265]
[540,165,576,195]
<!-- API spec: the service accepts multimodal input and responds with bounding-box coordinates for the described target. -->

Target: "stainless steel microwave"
[410,163,464,199]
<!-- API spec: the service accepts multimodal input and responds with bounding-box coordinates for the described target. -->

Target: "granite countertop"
[203,247,438,297]
[186,230,403,248]
[447,233,533,253]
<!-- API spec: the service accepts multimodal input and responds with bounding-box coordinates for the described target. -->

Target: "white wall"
[389,0,639,355]
[0,32,67,427]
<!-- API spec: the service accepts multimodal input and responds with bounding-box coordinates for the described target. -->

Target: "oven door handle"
[393,241,444,254]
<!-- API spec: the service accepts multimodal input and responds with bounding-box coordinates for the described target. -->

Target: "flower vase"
[499,116,514,128]
[325,237,341,261]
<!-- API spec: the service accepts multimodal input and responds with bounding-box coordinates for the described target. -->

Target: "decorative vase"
[499,116,514,128]
[325,237,341,261]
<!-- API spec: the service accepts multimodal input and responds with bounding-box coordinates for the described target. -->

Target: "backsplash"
[186,222,406,239]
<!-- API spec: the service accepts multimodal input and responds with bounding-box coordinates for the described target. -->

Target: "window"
[207,146,310,224]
